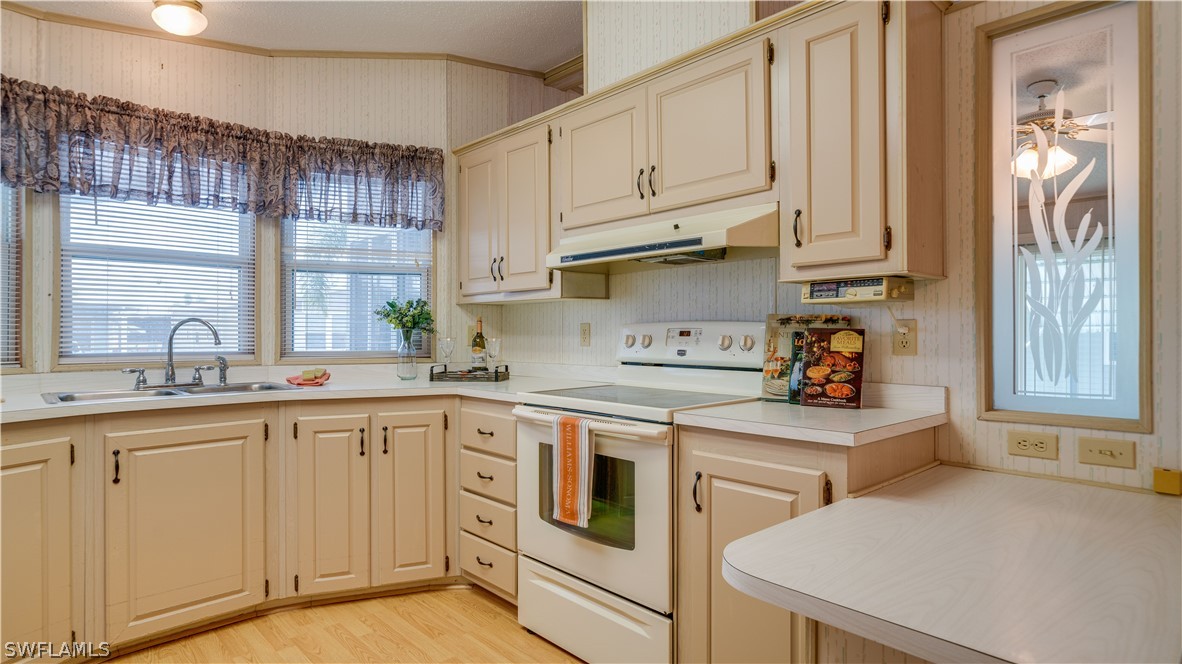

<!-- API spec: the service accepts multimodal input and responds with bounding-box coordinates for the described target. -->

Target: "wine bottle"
[470,317,487,370]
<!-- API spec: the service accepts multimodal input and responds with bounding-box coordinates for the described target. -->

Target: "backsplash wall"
[505,0,1181,491]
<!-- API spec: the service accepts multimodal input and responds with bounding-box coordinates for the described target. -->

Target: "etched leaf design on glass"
[1016,90,1105,386]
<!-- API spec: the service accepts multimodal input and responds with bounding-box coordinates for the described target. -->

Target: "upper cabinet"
[555,39,773,230]
[779,0,944,281]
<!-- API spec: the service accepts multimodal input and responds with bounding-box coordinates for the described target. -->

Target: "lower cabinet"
[99,408,267,645]
[1,422,79,652]
[457,399,519,602]
[678,435,825,664]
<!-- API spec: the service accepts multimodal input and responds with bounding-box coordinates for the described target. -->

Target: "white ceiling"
[15,0,584,72]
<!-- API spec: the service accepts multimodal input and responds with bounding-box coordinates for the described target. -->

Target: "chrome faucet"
[164,318,222,384]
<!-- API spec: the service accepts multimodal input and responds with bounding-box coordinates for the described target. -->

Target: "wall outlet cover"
[1006,430,1059,460]
[1079,437,1136,469]
[892,319,918,356]
[579,322,591,347]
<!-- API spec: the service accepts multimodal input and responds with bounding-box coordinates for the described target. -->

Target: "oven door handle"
[512,407,670,444]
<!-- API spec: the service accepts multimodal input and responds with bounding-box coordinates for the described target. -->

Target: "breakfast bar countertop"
[721,464,1182,664]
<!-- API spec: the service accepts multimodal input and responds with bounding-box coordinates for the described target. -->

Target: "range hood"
[546,202,779,269]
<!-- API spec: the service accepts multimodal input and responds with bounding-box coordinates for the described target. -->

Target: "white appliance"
[513,321,766,664]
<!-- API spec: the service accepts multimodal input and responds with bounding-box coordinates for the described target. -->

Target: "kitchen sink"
[42,382,300,404]
[43,388,185,404]
[177,382,301,395]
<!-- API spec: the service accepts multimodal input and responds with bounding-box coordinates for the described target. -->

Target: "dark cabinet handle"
[636,169,645,200]
[476,472,494,481]
[476,556,494,568]
[692,471,703,513]
[649,165,657,197]
[792,209,803,248]
[359,427,366,456]
[112,450,121,484]
[490,258,498,282]
[382,426,388,454]
[498,256,505,280]
[477,428,494,437]
[476,515,493,525]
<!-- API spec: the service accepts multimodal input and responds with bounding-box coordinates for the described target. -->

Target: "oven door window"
[538,443,636,550]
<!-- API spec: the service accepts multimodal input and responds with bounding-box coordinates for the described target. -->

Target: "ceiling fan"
[1013,79,1111,144]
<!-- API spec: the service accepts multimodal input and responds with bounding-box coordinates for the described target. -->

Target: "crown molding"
[543,54,583,93]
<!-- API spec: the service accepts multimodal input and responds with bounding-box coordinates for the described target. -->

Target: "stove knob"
[718,335,733,351]
[739,335,756,352]
[624,334,636,348]
[640,334,653,349]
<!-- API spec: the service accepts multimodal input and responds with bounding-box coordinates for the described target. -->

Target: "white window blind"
[1,186,22,368]
[59,195,256,363]
[281,218,432,358]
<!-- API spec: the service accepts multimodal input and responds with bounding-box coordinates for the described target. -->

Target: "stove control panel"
[617,321,765,369]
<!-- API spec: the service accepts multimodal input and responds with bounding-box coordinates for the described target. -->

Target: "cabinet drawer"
[460,449,517,505]
[460,531,517,598]
[460,406,517,459]
[460,491,517,550]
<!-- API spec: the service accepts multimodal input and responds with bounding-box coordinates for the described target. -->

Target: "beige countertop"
[722,465,1182,664]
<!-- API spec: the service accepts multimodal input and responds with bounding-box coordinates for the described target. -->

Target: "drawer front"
[459,450,517,505]
[460,531,517,597]
[460,407,517,459]
[460,491,517,550]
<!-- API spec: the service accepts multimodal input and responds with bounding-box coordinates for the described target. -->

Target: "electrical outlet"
[1079,437,1136,469]
[1007,430,1059,460]
[892,319,918,356]
[579,323,591,347]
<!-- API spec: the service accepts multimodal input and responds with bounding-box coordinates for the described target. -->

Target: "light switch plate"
[1007,430,1059,460]
[1079,437,1136,469]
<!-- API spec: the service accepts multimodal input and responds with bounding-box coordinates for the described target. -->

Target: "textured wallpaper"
[508,0,1182,491]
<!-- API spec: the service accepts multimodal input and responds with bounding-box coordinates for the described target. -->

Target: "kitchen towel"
[553,415,593,528]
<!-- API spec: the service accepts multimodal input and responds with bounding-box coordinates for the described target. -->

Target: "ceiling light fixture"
[1012,144,1078,180]
[151,0,208,37]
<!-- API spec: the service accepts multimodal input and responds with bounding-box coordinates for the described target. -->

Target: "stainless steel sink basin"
[42,382,300,404]
[177,382,301,395]
[43,388,185,404]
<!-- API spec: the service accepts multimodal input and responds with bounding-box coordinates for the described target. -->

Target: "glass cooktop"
[528,385,742,410]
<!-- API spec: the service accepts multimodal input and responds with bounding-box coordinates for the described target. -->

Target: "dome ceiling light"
[151,0,208,37]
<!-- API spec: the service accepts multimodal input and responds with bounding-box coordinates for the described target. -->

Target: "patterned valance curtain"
[0,75,444,230]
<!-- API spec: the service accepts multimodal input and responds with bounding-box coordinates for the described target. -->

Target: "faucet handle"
[121,367,148,390]
[214,355,229,386]
[191,365,217,384]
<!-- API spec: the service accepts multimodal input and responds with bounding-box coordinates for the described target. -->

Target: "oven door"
[514,406,673,614]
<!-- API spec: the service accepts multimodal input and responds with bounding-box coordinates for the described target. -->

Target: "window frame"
[50,196,264,372]
[0,187,31,374]
[272,217,438,365]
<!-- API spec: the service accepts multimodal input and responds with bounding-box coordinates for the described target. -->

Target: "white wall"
[584,0,751,92]
[508,1,1182,492]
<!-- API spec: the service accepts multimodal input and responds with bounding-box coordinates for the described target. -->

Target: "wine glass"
[485,338,502,368]
[438,337,455,367]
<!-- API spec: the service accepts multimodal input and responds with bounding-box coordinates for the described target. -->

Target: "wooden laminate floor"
[110,588,581,664]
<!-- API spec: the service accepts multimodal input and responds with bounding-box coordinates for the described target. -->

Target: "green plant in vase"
[374,299,436,380]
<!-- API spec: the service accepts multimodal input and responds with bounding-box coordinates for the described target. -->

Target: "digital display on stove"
[679,331,691,337]
[666,328,702,346]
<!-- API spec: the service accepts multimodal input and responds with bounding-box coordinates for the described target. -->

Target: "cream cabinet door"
[556,87,648,229]
[678,446,824,664]
[785,2,885,268]
[497,124,551,292]
[371,409,446,586]
[104,419,265,645]
[295,413,370,596]
[459,145,500,295]
[2,437,72,653]
[646,38,772,213]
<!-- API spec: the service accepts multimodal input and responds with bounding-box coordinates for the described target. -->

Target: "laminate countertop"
[722,464,1182,663]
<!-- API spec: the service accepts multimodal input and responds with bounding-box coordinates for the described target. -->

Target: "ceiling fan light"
[1012,145,1078,180]
[151,0,207,36]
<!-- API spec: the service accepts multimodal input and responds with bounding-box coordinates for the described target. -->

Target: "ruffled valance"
[0,75,444,230]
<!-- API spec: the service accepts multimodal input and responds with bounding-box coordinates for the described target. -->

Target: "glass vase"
[396,328,417,381]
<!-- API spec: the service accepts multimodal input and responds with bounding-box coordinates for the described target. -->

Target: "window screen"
[59,196,256,363]
[1,186,22,368]
[281,218,432,358]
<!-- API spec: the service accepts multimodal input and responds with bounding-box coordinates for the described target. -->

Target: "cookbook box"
[799,328,866,409]
[761,314,852,403]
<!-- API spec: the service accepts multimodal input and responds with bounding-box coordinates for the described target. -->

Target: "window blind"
[281,217,433,358]
[1,186,22,368]
[59,195,256,364]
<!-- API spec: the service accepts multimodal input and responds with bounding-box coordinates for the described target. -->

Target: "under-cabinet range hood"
[546,202,779,269]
